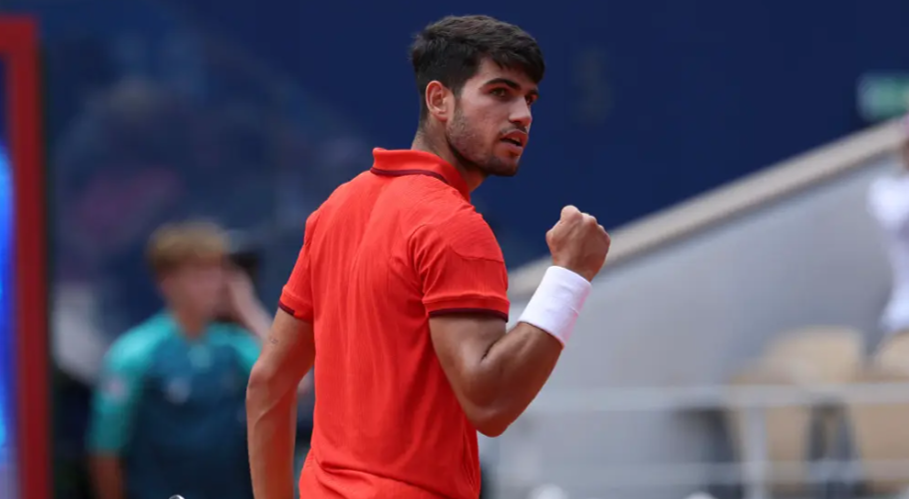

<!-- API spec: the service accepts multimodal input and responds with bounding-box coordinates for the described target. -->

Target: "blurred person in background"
[868,116,909,344]
[86,221,272,499]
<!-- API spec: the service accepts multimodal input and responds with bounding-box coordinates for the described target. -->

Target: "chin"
[498,166,519,177]
[483,158,520,177]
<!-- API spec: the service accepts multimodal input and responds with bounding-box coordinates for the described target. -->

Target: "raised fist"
[545,205,611,282]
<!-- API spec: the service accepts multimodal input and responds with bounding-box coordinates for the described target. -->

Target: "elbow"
[459,377,517,437]
[246,358,299,412]
[475,419,510,438]
[465,404,514,437]
[246,360,273,403]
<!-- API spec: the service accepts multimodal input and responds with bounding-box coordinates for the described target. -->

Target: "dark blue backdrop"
[164,0,909,262]
[6,0,909,267]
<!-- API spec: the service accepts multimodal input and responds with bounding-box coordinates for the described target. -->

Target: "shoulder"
[104,314,173,372]
[409,201,503,263]
[313,172,373,216]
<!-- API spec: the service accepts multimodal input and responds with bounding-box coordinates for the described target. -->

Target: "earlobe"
[425,81,450,122]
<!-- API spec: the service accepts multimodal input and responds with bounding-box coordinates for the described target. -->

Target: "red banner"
[0,16,50,499]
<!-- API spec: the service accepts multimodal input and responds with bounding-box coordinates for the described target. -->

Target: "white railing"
[526,383,909,412]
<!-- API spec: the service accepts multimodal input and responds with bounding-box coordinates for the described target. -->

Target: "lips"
[500,130,528,148]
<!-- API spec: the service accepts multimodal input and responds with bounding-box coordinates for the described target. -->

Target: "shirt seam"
[407,220,505,264]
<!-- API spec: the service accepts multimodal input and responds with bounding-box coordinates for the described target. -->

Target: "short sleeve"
[411,209,510,320]
[86,342,148,454]
[280,210,320,322]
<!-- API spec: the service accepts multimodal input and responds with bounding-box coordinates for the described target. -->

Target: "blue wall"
[166,0,909,261]
[8,0,909,265]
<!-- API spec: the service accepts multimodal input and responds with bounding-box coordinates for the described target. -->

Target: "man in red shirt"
[247,14,610,499]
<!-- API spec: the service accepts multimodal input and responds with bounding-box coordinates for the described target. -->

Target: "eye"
[525,95,537,106]
[490,87,509,98]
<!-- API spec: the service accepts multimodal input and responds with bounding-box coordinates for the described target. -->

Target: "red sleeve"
[279,210,320,322]
[411,208,510,321]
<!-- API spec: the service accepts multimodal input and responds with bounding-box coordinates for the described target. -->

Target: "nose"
[510,100,533,130]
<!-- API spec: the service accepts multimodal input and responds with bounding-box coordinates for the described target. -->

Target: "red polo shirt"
[279,148,510,499]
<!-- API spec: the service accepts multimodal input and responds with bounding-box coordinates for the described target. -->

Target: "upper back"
[304,149,496,318]
[283,149,510,499]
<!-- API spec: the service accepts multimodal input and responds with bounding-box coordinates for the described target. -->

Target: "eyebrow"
[484,77,540,98]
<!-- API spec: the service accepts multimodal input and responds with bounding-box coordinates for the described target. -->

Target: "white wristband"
[518,266,592,346]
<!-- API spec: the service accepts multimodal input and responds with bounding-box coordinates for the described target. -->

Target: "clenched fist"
[546,205,611,282]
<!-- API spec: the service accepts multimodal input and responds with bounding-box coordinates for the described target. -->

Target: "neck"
[170,306,207,339]
[412,127,486,192]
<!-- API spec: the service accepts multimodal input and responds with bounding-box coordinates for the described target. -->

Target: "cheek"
[185,274,221,300]
[204,277,225,297]
[471,102,504,127]
[456,109,497,143]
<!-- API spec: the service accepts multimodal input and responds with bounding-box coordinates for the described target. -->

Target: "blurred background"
[3,0,909,498]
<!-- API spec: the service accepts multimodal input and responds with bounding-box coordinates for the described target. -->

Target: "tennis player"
[247,14,610,499]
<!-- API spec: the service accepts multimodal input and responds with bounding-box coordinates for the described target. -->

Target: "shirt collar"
[159,311,211,342]
[370,148,470,201]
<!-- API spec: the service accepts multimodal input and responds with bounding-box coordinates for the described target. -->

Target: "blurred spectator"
[869,117,909,341]
[86,221,271,499]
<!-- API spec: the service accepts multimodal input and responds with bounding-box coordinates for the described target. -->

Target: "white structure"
[493,120,907,499]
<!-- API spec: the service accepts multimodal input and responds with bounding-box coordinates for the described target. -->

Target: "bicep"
[429,314,506,404]
[249,308,314,393]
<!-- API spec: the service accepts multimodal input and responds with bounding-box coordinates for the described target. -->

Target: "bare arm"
[430,315,560,436]
[247,309,315,499]
[89,455,125,499]
[428,205,609,437]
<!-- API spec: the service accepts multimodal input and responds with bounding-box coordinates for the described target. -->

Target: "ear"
[424,80,453,123]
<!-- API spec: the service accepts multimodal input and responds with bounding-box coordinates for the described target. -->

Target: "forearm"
[467,267,591,432]
[89,454,125,499]
[246,313,314,499]
[247,383,298,499]
[474,322,562,428]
